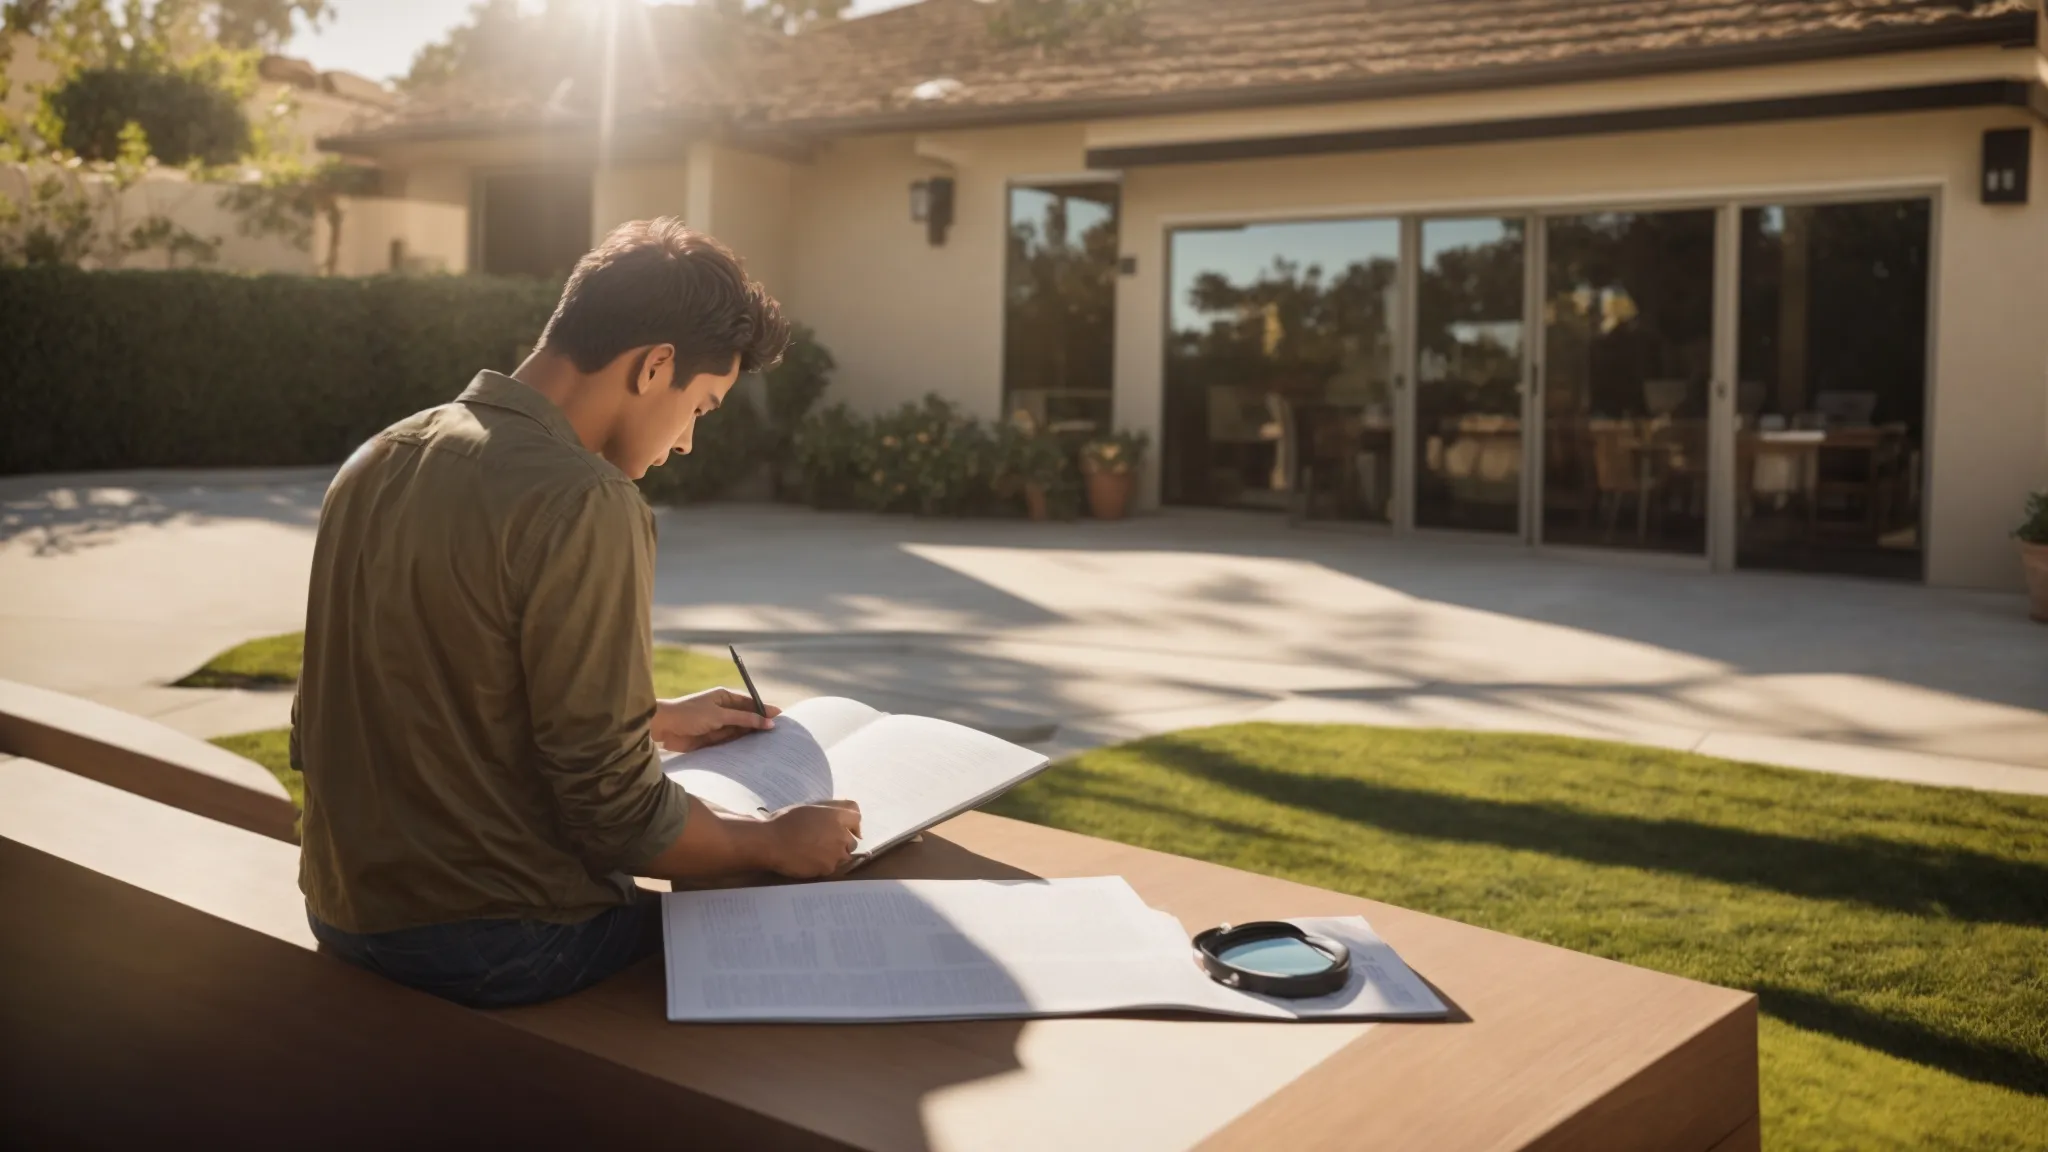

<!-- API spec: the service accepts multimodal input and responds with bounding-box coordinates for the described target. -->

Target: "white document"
[662,697,1052,862]
[661,877,1449,1024]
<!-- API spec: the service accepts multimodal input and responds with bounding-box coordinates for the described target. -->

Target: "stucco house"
[324,0,2048,591]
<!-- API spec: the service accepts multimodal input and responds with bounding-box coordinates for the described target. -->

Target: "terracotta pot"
[2022,541,2048,624]
[1085,470,1133,520]
[1023,482,1049,522]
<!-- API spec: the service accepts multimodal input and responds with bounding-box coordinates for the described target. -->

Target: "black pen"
[728,644,767,719]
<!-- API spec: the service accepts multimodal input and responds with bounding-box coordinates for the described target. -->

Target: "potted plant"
[997,411,1073,521]
[2017,489,2048,623]
[1020,434,1071,521]
[1078,429,1149,521]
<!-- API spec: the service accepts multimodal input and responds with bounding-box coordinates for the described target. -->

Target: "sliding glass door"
[1157,194,1932,582]
[1413,218,1527,534]
[1539,210,1717,555]
[1735,199,1930,579]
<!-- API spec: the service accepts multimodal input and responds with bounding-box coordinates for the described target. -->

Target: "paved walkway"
[4,468,2045,795]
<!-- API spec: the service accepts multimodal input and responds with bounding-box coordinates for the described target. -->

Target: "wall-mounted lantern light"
[910,176,955,245]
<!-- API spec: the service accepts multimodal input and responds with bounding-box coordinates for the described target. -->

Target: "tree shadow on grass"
[1136,739,2048,928]
[1758,985,2047,1099]
[990,771,1277,842]
[1136,738,2048,1097]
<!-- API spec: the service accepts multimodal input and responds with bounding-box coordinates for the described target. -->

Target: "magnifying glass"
[1193,921,1351,999]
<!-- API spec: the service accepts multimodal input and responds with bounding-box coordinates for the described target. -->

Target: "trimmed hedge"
[0,268,819,509]
[0,267,559,475]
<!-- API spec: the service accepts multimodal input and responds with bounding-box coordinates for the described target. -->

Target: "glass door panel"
[1414,218,1526,533]
[1540,210,1716,554]
[1003,182,1120,436]
[1164,219,1401,518]
[1735,200,1930,580]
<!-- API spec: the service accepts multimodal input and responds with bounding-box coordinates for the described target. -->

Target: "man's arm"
[518,481,693,875]
[517,480,858,881]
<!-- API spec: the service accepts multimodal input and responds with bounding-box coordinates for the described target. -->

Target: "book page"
[664,877,1190,1023]
[663,697,884,813]
[825,715,1051,854]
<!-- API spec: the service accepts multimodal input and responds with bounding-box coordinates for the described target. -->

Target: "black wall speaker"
[1982,128,2030,205]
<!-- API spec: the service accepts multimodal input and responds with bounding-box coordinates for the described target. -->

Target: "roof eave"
[761,10,2041,138]
[318,111,719,157]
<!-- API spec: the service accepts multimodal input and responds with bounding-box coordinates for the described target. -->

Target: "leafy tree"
[2,0,327,57]
[404,0,847,99]
[50,66,249,164]
[0,0,329,268]
[986,0,1143,51]
[705,0,848,34]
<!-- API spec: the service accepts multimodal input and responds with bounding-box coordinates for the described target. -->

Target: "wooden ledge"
[0,678,297,843]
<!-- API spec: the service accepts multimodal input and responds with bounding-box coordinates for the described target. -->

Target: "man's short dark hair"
[537,218,791,381]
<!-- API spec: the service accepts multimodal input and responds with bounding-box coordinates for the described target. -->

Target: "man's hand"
[642,796,862,884]
[759,800,863,878]
[653,687,781,753]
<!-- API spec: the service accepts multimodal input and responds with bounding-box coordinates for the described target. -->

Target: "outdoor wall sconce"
[910,176,955,245]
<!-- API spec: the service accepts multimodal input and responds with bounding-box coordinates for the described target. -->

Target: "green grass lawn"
[179,632,738,699]
[200,632,2046,1149]
[174,631,308,688]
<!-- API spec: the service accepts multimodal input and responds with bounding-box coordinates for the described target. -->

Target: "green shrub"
[792,394,1097,519]
[2017,491,2048,546]
[761,324,835,499]
[0,266,556,474]
[793,402,871,510]
[863,396,1004,516]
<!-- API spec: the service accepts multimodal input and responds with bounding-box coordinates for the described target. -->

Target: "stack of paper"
[660,877,1447,1024]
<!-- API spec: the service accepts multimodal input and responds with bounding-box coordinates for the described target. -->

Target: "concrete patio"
[3,467,2043,794]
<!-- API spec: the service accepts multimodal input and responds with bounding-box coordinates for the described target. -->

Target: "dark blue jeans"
[308,896,660,1009]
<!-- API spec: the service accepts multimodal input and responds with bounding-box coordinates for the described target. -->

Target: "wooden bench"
[0,686,1760,1151]
[0,677,297,843]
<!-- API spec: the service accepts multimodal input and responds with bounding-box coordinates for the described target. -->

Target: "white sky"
[284,0,918,83]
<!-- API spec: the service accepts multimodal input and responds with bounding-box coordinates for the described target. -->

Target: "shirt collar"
[457,371,591,453]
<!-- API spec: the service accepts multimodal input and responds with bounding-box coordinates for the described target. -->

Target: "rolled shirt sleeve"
[518,479,689,874]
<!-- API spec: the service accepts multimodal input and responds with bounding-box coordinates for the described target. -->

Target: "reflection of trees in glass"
[1003,185,1118,425]
[1543,212,1714,420]
[1739,201,1928,432]
[1417,222,1524,420]
[1168,255,1398,408]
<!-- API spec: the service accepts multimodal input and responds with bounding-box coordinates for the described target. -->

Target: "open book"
[661,877,1451,1024]
[660,696,1052,863]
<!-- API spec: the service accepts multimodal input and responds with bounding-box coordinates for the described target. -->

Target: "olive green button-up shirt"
[293,371,688,935]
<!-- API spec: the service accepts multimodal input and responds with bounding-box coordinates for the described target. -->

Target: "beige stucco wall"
[1109,107,2048,590]
[702,146,796,303]
[785,124,1092,420]
[591,160,689,242]
[330,195,468,275]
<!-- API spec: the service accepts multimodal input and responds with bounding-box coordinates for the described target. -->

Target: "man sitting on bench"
[290,218,860,1008]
